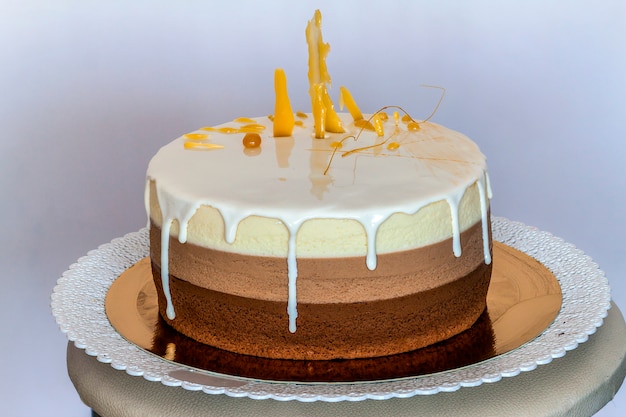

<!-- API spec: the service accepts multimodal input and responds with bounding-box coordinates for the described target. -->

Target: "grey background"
[1,1,624,415]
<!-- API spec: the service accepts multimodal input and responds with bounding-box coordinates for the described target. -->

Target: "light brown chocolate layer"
[149,220,492,360]
[150,220,490,303]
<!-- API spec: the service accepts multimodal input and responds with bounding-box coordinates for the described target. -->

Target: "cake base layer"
[150,308,495,382]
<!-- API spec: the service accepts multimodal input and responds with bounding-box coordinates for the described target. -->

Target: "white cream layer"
[146,113,492,332]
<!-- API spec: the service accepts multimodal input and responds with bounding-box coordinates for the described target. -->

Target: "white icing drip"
[285,222,302,333]
[220,210,250,245]
[362,214,386,270]
[177,209,195,244]
[477,172,492,265]
[446,191,464,258]
[154,185,204,319]
[160,218,175,319]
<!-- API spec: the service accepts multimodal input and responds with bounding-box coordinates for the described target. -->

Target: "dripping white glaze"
[446,190,464,258]
[285,222,301,333]
[477,171,492,265]
[160,217,175,319]
[146,114,492,332]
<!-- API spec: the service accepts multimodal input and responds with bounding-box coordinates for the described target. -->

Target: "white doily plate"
[51,217,611,402]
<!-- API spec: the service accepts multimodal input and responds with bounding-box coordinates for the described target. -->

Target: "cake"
[145,10,493,361]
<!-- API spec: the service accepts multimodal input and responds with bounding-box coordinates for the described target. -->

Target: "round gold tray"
[105,241,562,383]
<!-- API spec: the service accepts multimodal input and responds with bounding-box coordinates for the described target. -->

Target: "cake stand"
[54,218,626,416]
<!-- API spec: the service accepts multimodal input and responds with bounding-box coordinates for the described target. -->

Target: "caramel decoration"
[354,119,375,131]
[273,68,295,137]
[320,86,344,133]
[200,127,226,133]
[323,85,448,173]
[242,132,262,149]
[341,135,396,158]
[200,122,265,135]
[407,121,421,131]
[323,106,419,174]
[234,117,257,124]
[312,83,327,139]
[183,132,222,151]
[217,127,239,134]
[339,86,364,121]
[306,10,344,137]
[372,114,385,137]
[183,133,208,141]
[306,10,331,89]
[419,85,447,122]
[238,124,266,133]
[183,142,224,151]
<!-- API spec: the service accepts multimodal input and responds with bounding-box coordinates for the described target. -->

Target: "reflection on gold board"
[105,241,561,382]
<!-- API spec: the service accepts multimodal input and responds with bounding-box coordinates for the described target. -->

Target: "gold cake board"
[68,302,626,417]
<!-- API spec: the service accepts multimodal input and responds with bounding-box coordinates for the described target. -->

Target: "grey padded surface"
[68,303,626,417]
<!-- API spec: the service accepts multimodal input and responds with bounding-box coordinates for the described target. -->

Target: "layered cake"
[145,10,493,361]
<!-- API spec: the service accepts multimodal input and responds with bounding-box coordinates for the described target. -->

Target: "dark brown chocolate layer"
[150,308,495,382]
